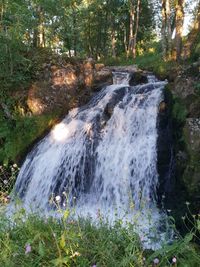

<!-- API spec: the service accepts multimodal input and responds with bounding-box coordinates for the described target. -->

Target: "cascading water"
[11,71,171,249]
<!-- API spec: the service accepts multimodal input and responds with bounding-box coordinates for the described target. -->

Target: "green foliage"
[194,82,200,96]
[0,207,200,267]
[0,111,60,163]
[172,98,187,127]
[134,52,179,79]
[0,163,19,204]
[101,41,179,80]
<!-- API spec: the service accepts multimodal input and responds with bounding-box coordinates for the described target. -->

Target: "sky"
[183,0,197,36]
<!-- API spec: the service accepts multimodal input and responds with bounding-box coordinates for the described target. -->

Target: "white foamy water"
[11,72,171,249]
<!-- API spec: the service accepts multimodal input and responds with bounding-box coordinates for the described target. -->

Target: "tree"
[161,0,172,59]
[132,0,141,58]
[174,0,185,61]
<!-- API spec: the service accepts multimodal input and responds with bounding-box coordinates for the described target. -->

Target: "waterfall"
[12,72,170,249]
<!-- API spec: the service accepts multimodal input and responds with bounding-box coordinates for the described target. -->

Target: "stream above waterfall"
[11,71,172,249]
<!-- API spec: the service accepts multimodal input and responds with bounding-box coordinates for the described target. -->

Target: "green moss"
[172,98,187,127]
[0,112,61,164]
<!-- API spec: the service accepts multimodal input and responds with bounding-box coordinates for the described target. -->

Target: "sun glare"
[52,123,70,142]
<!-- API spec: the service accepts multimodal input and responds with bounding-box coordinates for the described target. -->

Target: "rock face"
[169,64,200,210]
[27,59,113,115]
[156,96,173,205]
[183,118,200,198]
[27,62,147,115]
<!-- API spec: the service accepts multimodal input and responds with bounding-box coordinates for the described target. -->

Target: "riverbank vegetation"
[0,205,200,267]
[0,0,200,265]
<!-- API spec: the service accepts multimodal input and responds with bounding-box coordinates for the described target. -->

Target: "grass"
[100,51,180,80]
[0,204,200,267]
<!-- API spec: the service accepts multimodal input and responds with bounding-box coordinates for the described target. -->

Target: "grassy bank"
[100,52,180,80]
[0,206,200,267]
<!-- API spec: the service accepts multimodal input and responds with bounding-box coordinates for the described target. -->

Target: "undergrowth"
[0,204,200,267]
[0,112,60,164]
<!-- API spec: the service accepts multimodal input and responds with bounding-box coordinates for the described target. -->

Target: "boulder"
[92,69,113,91]
[129,72,148,86]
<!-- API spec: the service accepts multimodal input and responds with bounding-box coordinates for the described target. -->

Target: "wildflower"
[55,195,61,203]
[91,264,97,267]
[70,251,81,258]
[181,216,185,220]
[185,201,190,206]
[172,256,177,265]
[96,209,101,218]
[167,209,171,213]
[52,232,56,238]
[13,164,17,168]
[25,244,32,254]
[3,180,8,185]
[140,235,144,241]
[153,258,159,265]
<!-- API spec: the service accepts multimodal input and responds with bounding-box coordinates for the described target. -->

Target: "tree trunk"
[33,6,45,48]
[128,0,135,57]
[174,0,185,61]
[161,0,167,57]
[161,0,172,60]
[0,0,4,30]
[111,21,116,58]
[132,0,140,58]
[72,6,77,56]
[123,24,128,55]
[166,0,172,56]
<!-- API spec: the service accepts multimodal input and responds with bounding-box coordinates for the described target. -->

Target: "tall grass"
[0,204,200,267]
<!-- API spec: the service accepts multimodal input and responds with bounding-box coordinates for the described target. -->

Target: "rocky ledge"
[27,59,113,115]
[26,61,150,115]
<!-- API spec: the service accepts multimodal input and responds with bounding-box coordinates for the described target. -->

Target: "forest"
[0,0,200,266]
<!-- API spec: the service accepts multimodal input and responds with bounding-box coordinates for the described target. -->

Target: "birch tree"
[161,0,172,59]
[132,0,140,58]
[174,0,185,61]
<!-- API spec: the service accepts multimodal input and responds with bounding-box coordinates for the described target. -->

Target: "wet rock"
[105,65,138,73]
[184,118,200,153]
[92,69,113,91]
[159,101,167,112]
[173,76,195,98]
[104,65,148,86]
[157,96,173,203]
[129,72,148,86]
[174,118,200,201]
[104,87,127,120]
